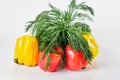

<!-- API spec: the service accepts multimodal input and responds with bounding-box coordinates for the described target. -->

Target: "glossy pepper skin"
[83,33,99,57]
[38,46,62,72]
[65,45,88,71]
[38,52,61,72]
[14,35,38,66]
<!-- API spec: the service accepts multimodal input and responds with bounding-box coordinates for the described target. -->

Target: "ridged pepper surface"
[14,35,38,66]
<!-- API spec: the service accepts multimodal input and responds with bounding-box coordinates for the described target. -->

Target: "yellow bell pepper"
[14,35,38,66]
[83,33,99,58]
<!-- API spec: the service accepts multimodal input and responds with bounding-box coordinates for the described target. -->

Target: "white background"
[0,0,120,80]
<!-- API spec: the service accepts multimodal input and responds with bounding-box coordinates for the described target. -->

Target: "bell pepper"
[14,35,38,66]
[38,46,62,72]
[83,33,99,57]
[65,45,88,71]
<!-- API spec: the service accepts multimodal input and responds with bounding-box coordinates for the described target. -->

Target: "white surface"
[0,0,120,80]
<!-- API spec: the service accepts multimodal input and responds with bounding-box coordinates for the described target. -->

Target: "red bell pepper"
[38,46,62,72]
[65,45,88,71]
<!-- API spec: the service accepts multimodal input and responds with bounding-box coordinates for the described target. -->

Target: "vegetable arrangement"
[14,0,98,72]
